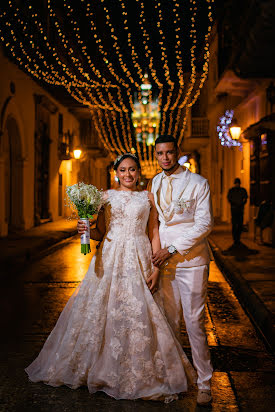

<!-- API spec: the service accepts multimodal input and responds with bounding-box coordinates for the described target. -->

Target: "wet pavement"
[0,235,274,411]
[208,223,275,352]
[0,218,78,272]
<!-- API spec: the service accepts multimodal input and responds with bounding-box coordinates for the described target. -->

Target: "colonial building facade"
[182,0,275,245]
[205,0,275,245]
[0,47,111,237]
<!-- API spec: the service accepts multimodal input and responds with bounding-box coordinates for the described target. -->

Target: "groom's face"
[155,142,179,172]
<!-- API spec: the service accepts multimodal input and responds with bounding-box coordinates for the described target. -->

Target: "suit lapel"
[152,168,192,220]
[174,168,192,200]
[152,174,165,220]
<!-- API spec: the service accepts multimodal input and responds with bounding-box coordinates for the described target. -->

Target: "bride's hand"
[146,269,160,294]
[77,220,90,234]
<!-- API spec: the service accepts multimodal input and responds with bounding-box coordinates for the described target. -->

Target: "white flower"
[107,371,118,388]
[110,307,124,321]
[110,337,123,360]
[65,182,103,217]
[129,330,150,352]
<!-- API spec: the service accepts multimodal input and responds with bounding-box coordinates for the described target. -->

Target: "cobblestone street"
[1,235,274,412]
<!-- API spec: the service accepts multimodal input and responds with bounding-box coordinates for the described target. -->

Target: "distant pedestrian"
[227,178,248,245]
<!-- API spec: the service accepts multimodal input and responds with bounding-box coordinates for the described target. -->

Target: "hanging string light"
[91,110,117,159]
[82,0,133,93]
[0,0,213,161]
[110,110,127,153]
[99,0,141,89]
[153,0,174,88]
[172,0,184,86]
[135,0,163,89]
[6,0,126,116]
[47,0,129,112]
[118,0,145,83]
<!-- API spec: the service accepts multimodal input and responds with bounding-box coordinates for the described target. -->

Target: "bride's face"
[116,158,140,190]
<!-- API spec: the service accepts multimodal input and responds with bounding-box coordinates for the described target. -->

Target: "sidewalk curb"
[208,237,275,353]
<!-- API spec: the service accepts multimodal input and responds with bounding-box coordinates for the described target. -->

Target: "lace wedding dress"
[25,190,195,401]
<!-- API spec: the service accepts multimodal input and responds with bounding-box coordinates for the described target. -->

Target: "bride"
[25,153,195,402]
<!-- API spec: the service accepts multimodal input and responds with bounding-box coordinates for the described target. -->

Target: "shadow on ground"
[221,242,259,262]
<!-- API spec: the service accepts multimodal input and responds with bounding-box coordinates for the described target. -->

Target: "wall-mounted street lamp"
[229,118,242,140]
[73,148,82,159]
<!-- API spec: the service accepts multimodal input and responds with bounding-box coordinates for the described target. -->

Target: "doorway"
[4,116,24,233]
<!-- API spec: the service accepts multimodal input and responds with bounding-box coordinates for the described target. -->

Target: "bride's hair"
[114,153,141,170]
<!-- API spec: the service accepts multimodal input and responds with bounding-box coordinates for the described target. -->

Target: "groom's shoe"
[197,389,212,406]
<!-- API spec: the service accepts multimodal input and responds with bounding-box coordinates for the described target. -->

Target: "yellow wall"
[0,47,80,236]
[205,26,274,233]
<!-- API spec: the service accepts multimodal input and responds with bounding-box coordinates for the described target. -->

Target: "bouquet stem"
[80,218,91,255]
[81,243,91,255]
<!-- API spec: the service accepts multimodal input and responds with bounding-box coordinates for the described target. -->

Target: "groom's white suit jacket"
[151,166,214,268]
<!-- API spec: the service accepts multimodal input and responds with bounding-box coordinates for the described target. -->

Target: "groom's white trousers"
[161,264,213,390]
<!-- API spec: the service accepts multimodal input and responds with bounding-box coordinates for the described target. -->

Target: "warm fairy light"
[0,0,214,159]
[153,0,174,88]
[135,0,163,89]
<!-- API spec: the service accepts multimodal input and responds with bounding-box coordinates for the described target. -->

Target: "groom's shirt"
[159,166,186,212]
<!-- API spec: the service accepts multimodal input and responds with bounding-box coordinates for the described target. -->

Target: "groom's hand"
[152,248,171,267]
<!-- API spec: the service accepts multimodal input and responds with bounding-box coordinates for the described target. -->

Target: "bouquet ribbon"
[80,218,91,255]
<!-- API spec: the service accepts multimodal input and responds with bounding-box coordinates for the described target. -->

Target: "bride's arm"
[77,206,106,241]
[147,192,161,255]
[90,207,106,241]
[147,192,161,293]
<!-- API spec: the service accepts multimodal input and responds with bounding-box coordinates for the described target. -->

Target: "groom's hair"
[155,135,178,150]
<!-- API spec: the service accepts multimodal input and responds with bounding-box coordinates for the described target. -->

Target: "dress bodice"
[104,190,150,238]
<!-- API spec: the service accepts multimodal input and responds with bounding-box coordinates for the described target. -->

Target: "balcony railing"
[191,117,209,137]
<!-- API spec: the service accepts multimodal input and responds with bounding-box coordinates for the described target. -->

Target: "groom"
[150,135,213,406]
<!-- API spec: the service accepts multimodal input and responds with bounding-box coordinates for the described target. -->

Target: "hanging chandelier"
[132,73,160,147]
[131,73,161,178]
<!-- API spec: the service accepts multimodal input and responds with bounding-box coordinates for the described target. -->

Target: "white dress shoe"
[197,389,212,405]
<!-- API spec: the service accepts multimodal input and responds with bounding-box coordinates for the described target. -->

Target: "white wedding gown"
[25,190,195,401]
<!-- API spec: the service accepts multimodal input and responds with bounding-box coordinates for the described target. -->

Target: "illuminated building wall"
[0,46,81,236]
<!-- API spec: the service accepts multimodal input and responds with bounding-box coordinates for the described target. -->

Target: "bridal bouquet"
[66,183,103,255]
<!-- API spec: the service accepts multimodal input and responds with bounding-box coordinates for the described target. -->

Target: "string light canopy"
[0,0,214,163]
